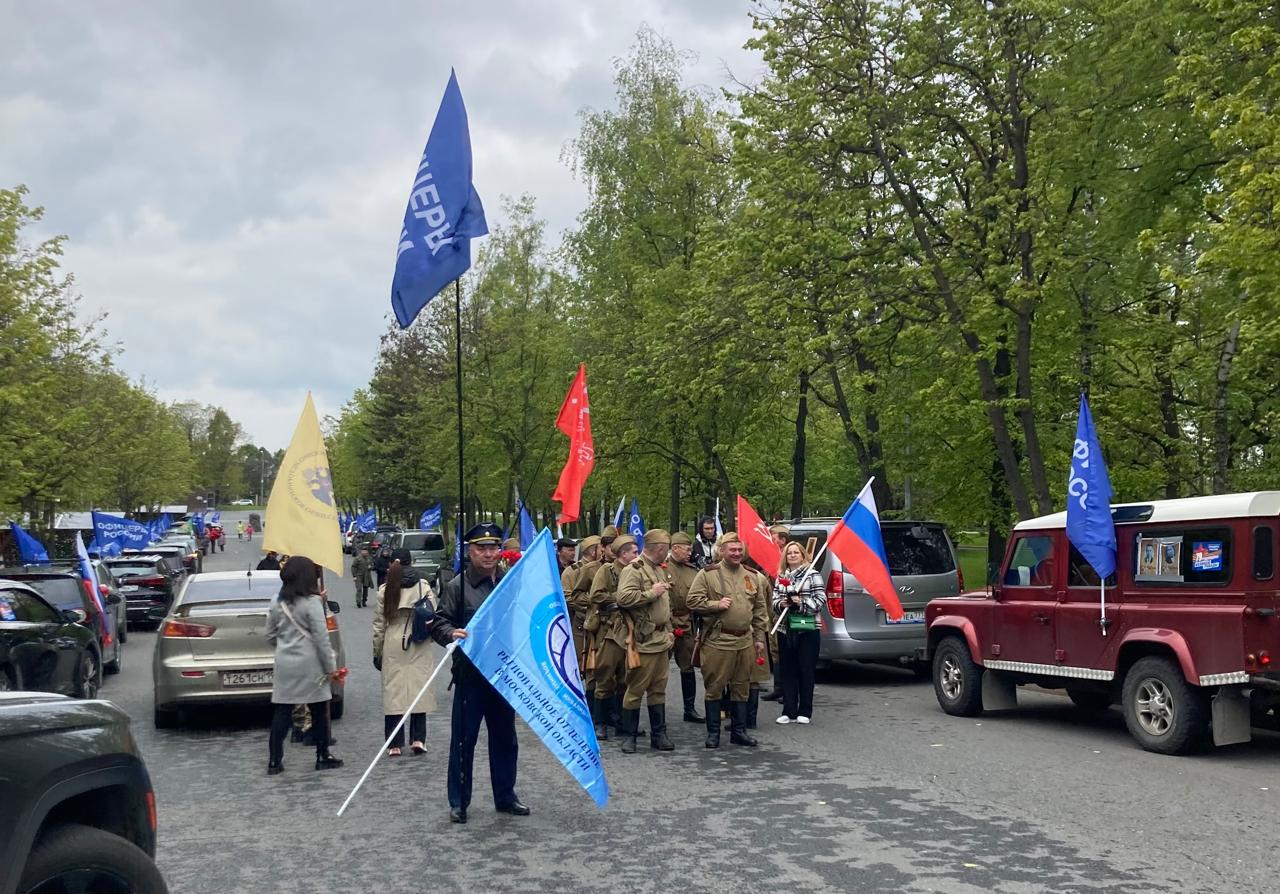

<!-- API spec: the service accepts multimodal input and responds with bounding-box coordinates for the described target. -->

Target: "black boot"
[619,707,639,754]
[681,672,703,722]
[585,688,596,729]
[762,687,784,702]
[592,693,611,741]
[704,700,721,748]
[610,693,623,735]
[730,701,758,747]
[648,704,674,751]
[747,689,760,730]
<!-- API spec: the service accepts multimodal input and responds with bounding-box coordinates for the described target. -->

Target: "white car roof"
[1015,491,1280,531]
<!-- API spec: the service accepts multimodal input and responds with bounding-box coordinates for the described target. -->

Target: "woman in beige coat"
[373,549,440,756]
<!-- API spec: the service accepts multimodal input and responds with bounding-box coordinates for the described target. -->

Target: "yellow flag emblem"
[263,392,343,576]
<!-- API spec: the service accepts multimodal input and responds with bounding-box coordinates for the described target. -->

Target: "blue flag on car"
[9,522,49,564]
[92,511,152,555]
[459,528,607,807]
[517,502,536,550]
[192,513,205,538]
[209,510,221,525]
[627,498,646,551]
[74,531,108,635]
[356,509,377,533]
[1066,394,1116,578]
[391,70,488,328]
[420,503,443,530]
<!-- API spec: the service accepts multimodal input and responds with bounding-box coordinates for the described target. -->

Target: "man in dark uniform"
[556,537,577,574]
[430,522,529,825]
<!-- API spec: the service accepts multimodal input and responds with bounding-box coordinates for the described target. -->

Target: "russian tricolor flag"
[828,481,903,621]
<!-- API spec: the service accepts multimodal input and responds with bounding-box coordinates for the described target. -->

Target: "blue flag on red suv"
[1066,394,1116,578]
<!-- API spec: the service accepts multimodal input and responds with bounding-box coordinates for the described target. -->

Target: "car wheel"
[1121,656,1208,755]
[18,822,167,894]
[1067,688,1112,711]
[330,697,345,720]
[75,648,102,700]
[932,636,984,717]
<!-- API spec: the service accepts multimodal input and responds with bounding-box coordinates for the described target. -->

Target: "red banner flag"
[736,495,782,580]
[552,364,594,524]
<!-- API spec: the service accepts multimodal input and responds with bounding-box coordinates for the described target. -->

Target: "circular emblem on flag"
[547,613,584,701]
[286,450,335,517]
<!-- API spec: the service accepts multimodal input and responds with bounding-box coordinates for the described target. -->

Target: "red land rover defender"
[925,492,1280,755]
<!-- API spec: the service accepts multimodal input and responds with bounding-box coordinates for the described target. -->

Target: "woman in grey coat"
[265,556,344,774]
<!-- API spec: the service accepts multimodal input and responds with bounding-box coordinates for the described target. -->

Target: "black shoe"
[496,799,531,816]
[747,689,760,730]
[762,688,784,702]
[648,704,674,751]
[729,701,758,747]
[315,753,344,770]
[267,761,284,775]
[704,699,721,748]
[450,807,468,824]
[619,707,639,754]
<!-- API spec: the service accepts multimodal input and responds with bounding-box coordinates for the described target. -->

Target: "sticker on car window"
[1192,541,1223,572]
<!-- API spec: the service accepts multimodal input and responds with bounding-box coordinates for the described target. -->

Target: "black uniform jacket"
[431,565,505,681]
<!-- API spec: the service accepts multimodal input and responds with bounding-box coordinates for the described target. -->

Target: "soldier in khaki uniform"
[589,534,638,740]
[746,563,775,729]
[667,531,703,722]
[686,532,768,748]
[616,529,676,753]
[565,535,603,724]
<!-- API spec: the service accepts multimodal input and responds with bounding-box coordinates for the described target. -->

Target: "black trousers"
[270,700,329,763]
[779,629,821,718]
[447,675,518,810]
[385,712,426,747]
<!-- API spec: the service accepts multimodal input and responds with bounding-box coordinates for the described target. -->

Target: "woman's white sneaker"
[797,716,811,724]
[775,715,792,724]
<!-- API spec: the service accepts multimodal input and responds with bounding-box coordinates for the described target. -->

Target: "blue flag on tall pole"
[627,498,646,551]
[459,529,607,807]
[517,501,536,550]
[420,503,443,530]
[9,522,49,564]
[1066,394,1116,578]
[452,517,463,574]
[92,511,152,554]
[391,70,488,328]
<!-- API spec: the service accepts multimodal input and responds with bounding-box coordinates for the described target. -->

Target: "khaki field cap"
[769,524,790,536]
[670,532,693,546]
[612,534,637,553]
[601,524,620,539]
[501,537,521,551]
[717,532,742,547]
[645,529,671,547]
[579,535,602,552]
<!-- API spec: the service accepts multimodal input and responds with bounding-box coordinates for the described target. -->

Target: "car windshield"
[401,533,445,551]
[182,576,278,604]
[3,575,84,609]
[108,562,160,576]
[882,525,955,575]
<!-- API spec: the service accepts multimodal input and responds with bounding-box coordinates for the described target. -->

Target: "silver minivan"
[785,519,961,675]
[390,529,447,585]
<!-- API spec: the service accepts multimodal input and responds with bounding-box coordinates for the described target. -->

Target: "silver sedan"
[151,571,347,728]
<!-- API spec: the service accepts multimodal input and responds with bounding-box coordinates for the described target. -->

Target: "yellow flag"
[263,392,343,576]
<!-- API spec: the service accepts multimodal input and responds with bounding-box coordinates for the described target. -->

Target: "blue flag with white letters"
[192,513,205,538]
[356,509,377,533]
[1066,394,1116,578]
[420,503,443,530]
[92,511,152,555]
[391,70,488,328]
[459,529,607,807]
[627,498,646,551]
[10,522,49,564]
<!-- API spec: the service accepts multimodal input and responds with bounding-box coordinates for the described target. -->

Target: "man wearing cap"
[686,532,768,748]
[565,535,602,727]
[430,522,529,825]
[556,537,577,575]
[599,524,619,562]
[615,529,676,752]
[588,533,639,740]
[667,532,703,722]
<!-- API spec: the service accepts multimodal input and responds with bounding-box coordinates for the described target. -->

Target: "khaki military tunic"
[668,559,699,673]
[616,555,675,709]
[566,558,601,687]
[749,569,775,685]
[686,563,768,701]
[589,560,629,700]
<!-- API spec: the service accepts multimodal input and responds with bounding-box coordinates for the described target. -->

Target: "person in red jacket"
[208,524,225,553]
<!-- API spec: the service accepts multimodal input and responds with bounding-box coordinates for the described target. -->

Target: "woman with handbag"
[772,542,827,725]
[265,556,344,774]
[373,549,439,757]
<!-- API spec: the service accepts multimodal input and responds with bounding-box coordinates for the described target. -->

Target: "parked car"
[0,691,166,894]
[784,518,962,675]
[230,498,254,506]
[128,544,194,579]
[390,529,447,584]
[0,567,123,675]
[104,554,184,629]
[926,491,1280,755]
[158,535,202,574]
[152,571,347,728]
[0,583,101,699]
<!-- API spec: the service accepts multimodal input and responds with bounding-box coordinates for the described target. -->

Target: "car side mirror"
[63,608,88,624]
[327,600,341,614]
[107,593,122,605]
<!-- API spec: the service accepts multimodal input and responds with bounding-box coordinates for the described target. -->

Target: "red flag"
[552,364,594,524]
[736,496,782,580]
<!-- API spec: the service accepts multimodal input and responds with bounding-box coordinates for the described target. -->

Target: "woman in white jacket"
[373,549,440,756]
[771,541,827,725]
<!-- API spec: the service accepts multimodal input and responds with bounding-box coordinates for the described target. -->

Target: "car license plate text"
[221,670,272,687]
[885,610,926,625]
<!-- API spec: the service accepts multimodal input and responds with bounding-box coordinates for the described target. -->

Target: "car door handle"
[1032,613,1051,625]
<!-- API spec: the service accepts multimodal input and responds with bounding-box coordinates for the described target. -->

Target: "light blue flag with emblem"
[9,522,49,564]
[1066,394,1116,578]
[627,498,646,551]
[391,69,488,328]
[459,528,608,807]
[420,503,443,530]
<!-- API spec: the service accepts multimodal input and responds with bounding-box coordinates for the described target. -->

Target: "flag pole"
[1100,579,1107,636]
[455,278,466,531]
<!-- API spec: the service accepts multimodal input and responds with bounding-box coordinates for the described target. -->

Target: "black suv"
[0,567,123,676]
[0,583,101,699]
[104,555,183,629]
[0,691,167,894]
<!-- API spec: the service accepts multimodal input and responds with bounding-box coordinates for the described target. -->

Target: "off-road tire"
[19,822,168,894]
[1067,688,1112,711]
[1121,656,1208,755]
[933,636,984,717]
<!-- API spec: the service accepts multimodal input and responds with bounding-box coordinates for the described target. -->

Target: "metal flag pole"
[455,278,466,531]
[337,641,457,817]
[1100,579,1107,636]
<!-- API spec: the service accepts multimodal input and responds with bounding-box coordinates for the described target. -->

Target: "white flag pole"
[337,641,457,817]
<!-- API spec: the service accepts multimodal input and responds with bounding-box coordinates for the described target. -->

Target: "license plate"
[885,610,926,625]
[120,585,139,593]
[221,670,272,687]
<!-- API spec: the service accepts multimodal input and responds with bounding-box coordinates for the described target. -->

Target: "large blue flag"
[1066,394,1116,578]
[460,529,607,807]
[356,509,377,533]
[391,70,488,328]
[10,522,49,564]
[627,498,646,551]
[420,503,443,530]
[92,511,152,554]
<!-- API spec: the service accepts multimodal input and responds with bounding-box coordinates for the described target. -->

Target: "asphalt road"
[99,511,1275,894]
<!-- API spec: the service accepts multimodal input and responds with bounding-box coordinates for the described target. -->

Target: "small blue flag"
[627,498,646,551]
[459,529,607,807]
[192,513,205,538]
[92,511,151,555]
[517,502,536,550]
[10,522,49,564]
[420,503,443,530]
[1066,394,1116,578]
[356,509,377,533]
[391,70,488,328]
[210,510,221,525]
[452,517,463,574]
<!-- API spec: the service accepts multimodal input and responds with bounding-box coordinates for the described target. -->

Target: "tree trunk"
[669,428,682,531]
[1014,307,1053,515]
[854,348,892,509]
[1213,314,1243,494]
[790,370,809,519]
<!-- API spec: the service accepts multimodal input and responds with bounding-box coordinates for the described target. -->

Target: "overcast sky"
[1,1,763,449]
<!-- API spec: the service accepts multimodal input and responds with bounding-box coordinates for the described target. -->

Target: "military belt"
[720,626,750,636]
